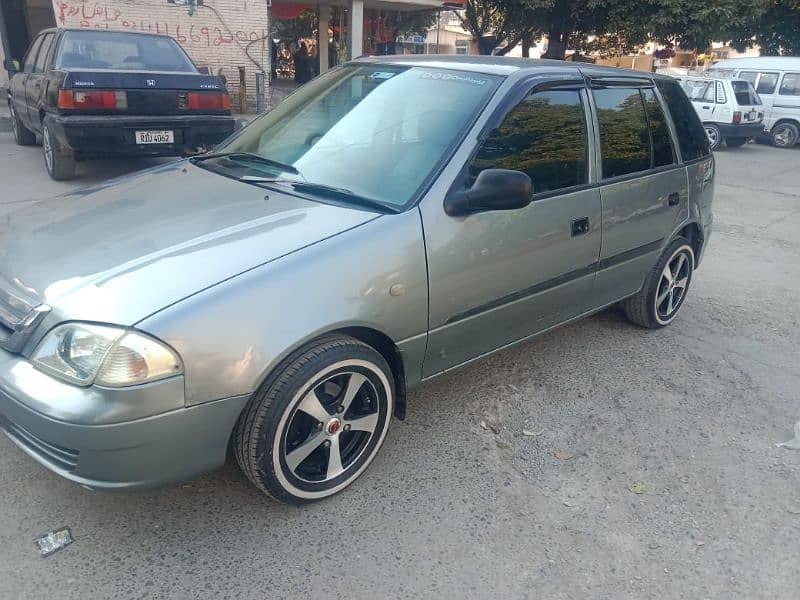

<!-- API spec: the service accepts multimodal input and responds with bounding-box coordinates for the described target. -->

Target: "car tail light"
[186,92,231,110]
[732,111,742,124]
[58,89,127,110]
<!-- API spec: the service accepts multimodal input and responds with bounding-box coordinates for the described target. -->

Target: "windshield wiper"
[190,152,300,176]
[239,177,399,214]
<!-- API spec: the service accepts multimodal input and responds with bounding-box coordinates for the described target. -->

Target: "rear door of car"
[739,70,780,129]
[588,78,688,306]
[10,34,43,130]
[25,31,56,131]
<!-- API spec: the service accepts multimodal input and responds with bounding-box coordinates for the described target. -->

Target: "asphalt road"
[1,134,799,600]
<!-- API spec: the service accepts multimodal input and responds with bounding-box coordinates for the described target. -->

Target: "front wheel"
[623,237,695,329]
[43,117,76,180]
[704,123,722,151]
[234,335,394,504]
[771,122,799,148]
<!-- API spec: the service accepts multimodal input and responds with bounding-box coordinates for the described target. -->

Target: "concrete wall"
[0,38,7,89]
[51,0,270,111]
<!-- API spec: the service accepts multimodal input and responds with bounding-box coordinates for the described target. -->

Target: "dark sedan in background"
[6,28,235,180]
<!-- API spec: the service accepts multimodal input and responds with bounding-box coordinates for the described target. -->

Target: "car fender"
[137,208,429,407]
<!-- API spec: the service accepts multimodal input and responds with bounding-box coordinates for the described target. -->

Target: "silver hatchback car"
[0,56,714,503]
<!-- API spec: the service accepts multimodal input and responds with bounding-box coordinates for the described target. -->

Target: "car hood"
[0,161,377,327]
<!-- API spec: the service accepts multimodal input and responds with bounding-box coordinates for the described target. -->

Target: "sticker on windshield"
[418,71,488,86]
[370,72,396,80]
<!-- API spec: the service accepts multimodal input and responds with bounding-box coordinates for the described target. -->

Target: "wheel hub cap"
[326,418,341,436]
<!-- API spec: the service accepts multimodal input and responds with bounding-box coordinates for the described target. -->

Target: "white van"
[709,57,800,148]
[676,75,764,150]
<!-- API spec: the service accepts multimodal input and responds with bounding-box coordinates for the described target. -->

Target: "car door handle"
[701,105,711,109]
[571,217,590,237]
[668,192,681,206]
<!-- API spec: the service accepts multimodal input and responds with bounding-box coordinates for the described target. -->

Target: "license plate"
[135,130,174,144]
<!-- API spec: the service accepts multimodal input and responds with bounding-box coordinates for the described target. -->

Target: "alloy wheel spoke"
[673,254,686,277]
[657,287,671,306]
[662,264,674,284]
[667,290,675,314]
[345,412,379,433]
[285,431,325,473]
[297,390,331,423]
[673,276,689,290]
[340,373,367,415]
[326,435,344,479]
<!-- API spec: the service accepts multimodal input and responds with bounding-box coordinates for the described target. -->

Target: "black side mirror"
[4,59,20,74]
[444,169,533,216]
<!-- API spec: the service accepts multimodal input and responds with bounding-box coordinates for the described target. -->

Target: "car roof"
[711,56,800,70]
[353,54,665,81]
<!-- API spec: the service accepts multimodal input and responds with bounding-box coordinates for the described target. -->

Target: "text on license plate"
[135,130,174,144]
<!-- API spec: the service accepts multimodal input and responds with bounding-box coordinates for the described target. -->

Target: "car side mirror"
[4,59,20,74]
[444,169,533,216]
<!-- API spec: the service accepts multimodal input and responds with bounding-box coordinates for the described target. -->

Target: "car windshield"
[55,31,197,72]
[731,80,761,106]
[211,64,502,208]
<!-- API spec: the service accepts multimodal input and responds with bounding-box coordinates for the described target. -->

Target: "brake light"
[58,89,127,110]
[186,92,231,110]
[732,111,742,124]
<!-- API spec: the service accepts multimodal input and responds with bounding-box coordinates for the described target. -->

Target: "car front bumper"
[717,122,765,139]
[49,113,236,157]
[0,348,248,490]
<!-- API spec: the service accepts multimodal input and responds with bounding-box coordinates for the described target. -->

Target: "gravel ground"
[1,135,799,599]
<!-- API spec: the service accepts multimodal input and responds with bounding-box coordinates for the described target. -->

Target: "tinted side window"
[779,73,800,96]
[642,88,675,168]
[656,79,710,161]
[34,34,54,73]
[756,72,779,94]
[23,36,43,73]
[593,87,651,178]
[470,89,588,194]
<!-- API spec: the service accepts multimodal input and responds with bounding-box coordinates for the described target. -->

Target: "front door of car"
[419,85,602,377]
[589,83,688,306]
[25,32,55,132]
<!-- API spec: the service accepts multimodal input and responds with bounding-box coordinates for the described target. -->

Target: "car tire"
[42,117,76,180]
[9,102,36,146]
[771,122,799,148]
[703,123,722,151]
[234,335,394,504]
[725,138,747,148]
[623,236,695,329]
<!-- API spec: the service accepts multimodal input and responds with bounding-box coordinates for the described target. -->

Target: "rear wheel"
[623,237,695,329]
[234,335,394,504]
[42,117,76,180]
[704,123,722,151]
[771,122,799,148]
[725,138,747,148]
[9,102,36,146]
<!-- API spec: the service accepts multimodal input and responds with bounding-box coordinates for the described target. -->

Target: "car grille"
[0,414,80,472]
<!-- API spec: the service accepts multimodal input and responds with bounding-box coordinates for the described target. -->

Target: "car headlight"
[31,323,183,387]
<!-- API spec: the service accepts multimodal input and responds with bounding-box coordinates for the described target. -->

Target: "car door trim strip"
[443,238,664,326]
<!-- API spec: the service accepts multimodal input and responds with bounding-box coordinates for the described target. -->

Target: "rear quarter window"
[656,79,710,162]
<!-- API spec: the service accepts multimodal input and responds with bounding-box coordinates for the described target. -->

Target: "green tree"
[728,0,800,55]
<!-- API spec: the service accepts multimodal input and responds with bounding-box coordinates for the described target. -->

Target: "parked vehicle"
[676,75,764,150]
[0,58,714,504]
[5,28,235,180]
[709,57,800,148]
